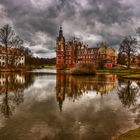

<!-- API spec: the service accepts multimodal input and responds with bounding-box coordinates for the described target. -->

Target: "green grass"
[115,127,140,140]
[97,68,140,77]
[122,74,140,79]
[43,65,56,69]
[96,68,140,80]
[30,65,56,69]
[97,68,131,73]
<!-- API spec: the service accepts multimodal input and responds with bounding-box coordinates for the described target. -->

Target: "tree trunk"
[5,42,8,68]
[127,53,131,69]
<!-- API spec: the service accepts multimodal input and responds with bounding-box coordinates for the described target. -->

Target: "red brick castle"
[56,26,117,69]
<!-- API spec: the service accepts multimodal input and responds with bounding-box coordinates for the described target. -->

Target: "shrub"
[70,64,96,75]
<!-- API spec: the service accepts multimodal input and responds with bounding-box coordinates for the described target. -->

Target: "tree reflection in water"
[56,72,117,111]
[0,73,34,118]
[117,78,140,124]
[1,76,12,118]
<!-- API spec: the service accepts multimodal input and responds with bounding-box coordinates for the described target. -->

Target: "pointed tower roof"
[59,26,63,37]
[57,26,65,41]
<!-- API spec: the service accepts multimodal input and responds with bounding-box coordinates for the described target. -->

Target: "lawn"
[97,68,140,79]
[122,74,140,79]
[115,127,140,140]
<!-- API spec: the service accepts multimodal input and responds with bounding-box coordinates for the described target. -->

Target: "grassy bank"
[115,127,140,140]
[122,74,140,79]
[30,65,56,69]
[43,65,56,69]
[0,67,32,72]
[97,68,140,79]
[97,68,140,74]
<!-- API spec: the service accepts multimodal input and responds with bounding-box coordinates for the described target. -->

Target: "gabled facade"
[0,45,25,67]
[56,27,117,69]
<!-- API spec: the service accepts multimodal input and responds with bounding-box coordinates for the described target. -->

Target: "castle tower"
[56,26,66,69]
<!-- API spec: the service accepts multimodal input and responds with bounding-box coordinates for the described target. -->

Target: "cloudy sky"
[0,0,140,58]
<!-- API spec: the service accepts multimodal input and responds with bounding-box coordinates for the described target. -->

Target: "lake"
[0,70,139,140]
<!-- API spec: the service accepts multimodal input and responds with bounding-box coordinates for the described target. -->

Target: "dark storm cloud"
[76,0,134,47]
[0,0,79,37]
[84,0,133,24]
[0,0,58,38]
[0,0,139,57]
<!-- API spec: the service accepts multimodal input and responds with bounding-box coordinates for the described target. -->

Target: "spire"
[59,26,63,37]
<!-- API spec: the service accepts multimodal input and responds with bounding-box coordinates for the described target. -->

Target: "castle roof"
[0,45,25,56]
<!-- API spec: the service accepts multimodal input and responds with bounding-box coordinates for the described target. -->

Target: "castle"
[56,27,117,69]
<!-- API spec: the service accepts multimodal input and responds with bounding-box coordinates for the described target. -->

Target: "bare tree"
[0,25,29,68]
[11,35,23,49]
[9,36,24,67]
[119,36,138,68]
[117,52,126,65]
[0,24,15,67]
[10,36,24,67]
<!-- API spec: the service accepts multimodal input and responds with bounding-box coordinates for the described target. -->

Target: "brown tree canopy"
[0,24,32,67]
[119,36,138,68]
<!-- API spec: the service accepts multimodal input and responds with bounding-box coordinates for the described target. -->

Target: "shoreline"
[114,127,140,140]
[0,67,140,80]
[96,68,140,79]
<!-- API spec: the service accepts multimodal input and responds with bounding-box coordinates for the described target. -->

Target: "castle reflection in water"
[56,72,117,111]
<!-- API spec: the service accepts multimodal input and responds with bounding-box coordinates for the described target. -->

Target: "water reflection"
[118,79,139,108]
[117,78,140,124]
[56,72,117,111]
[0,73,34,118]
[0,72,139,140]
